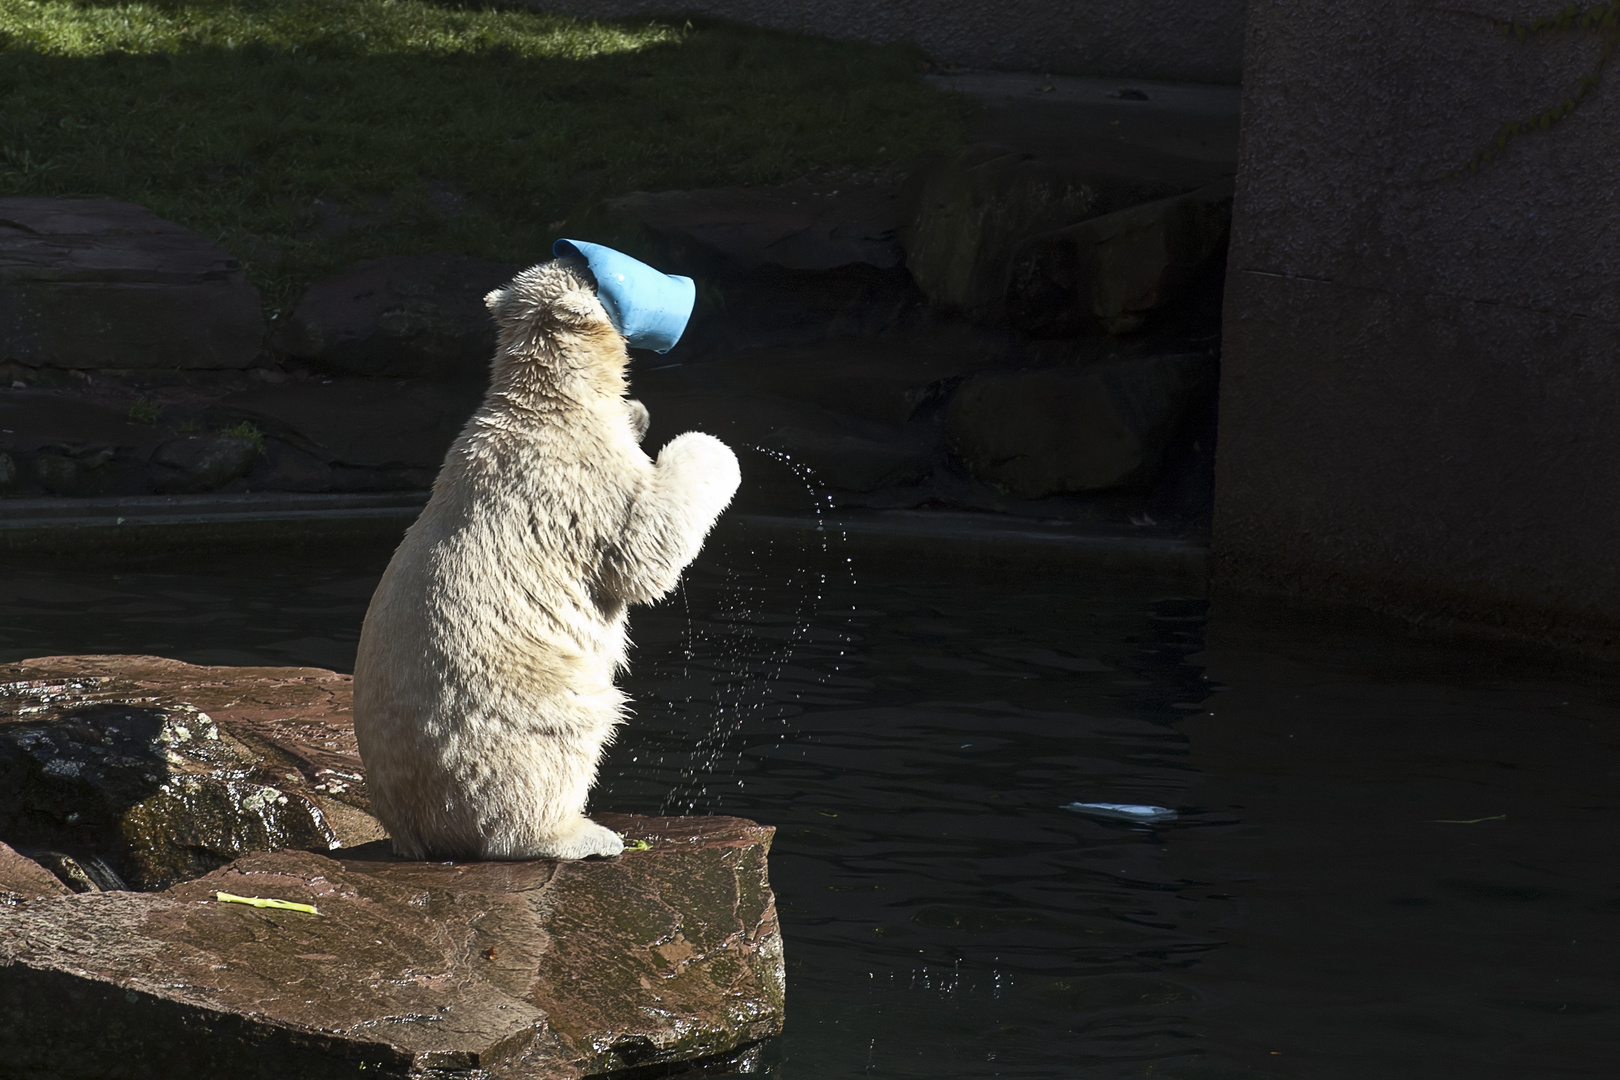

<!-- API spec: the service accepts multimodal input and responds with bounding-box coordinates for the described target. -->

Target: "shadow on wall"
[527,0,1248,84]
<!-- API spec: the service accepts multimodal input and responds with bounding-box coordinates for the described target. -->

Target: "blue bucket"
[553,239,696,353]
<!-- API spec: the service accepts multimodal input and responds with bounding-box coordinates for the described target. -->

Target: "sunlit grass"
[0,0,975,309]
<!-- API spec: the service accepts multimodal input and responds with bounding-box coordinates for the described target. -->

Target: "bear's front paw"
[657,431,741,508]
[548,818,626,860]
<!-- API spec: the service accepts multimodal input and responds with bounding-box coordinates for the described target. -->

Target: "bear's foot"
[509,817,626,860]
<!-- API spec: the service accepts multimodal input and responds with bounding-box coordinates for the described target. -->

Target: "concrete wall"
[1214,2,1620,649]
[529,1,1246,84]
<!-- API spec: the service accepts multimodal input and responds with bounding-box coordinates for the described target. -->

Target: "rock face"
[221,378,483,477]
[610,180,903,273]
[0,180,1224,525]
[770,427,933,492]
[0,392,231,499]
[713,332,1008,426]
[946,354,1214,497]
[0,198,265,370]
[150,435,258,494]
[899,144,1207,319]
[0,816,783,1079]
[0,655,382,890]
[272,254,520,378]
[0,657,784,1078]
[1006,180,1234,336]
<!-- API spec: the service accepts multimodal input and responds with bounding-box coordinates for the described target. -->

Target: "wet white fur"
[352,257,739,860]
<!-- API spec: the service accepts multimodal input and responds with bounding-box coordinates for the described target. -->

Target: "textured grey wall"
[529,1,1245,84]
[1214,1,1620,648]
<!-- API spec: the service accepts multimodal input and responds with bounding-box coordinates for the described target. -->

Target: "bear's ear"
[553,287,603,326]
[484,287,512,314]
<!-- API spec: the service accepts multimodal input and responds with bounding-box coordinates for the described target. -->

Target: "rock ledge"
[0,657,784,1079]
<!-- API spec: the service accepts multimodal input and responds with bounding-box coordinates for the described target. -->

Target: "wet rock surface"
[0,656,784,1078]
[0,198,265,371]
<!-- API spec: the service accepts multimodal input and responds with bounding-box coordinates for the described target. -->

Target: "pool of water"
[0,531,1616,1079]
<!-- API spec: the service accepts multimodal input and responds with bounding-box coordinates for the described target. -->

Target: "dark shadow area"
[0,5,967,308]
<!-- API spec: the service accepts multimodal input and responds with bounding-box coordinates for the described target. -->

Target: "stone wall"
[527,0,1246,84]
[1214,2,1620,648]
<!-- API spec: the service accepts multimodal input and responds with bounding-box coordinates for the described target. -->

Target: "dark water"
[0,531,1616,1079]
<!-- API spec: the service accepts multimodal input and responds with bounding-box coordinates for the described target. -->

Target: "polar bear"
[352,256,739,860]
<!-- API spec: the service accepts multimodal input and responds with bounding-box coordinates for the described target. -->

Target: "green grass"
[0,0,975,310]
[216,419,265,451]
[127,395,165,423]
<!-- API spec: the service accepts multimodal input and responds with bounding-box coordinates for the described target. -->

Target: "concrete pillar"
[1214,2,1620,649]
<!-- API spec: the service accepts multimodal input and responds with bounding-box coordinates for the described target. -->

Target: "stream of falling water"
[655,444,857,815]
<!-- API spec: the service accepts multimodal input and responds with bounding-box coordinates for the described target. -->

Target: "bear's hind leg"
[477,717,624,860]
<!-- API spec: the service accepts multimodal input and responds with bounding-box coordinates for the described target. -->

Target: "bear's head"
[483,257,628,399]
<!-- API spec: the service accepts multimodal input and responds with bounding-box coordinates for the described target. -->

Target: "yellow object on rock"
[213,891,320,915]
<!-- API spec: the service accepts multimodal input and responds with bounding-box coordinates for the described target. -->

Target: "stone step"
[0,198,265,372]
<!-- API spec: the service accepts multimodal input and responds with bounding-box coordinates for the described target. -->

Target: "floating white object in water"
[1062,802,1177,823]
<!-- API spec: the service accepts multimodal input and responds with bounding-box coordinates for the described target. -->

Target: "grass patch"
[0,0,975,311]
[127,396,165,424]
[216,419,265,452]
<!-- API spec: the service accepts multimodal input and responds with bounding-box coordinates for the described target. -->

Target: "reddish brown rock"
[0,655,382,889]
[0,815,783,1079]
[0,840,71,904]
[0,657,785,1077]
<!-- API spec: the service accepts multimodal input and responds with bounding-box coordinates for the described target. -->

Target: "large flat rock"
[930,72,1242,168]
[1006,180,1234,337]
[0,656,784,1077]
[0,198,265,370]
[0,816,782,1079]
